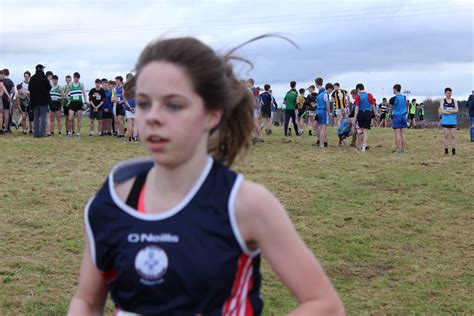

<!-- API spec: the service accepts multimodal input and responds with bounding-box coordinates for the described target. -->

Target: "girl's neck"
[148,150,210,197]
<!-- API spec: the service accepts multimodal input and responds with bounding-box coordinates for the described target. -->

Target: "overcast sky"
[1,0,473,102]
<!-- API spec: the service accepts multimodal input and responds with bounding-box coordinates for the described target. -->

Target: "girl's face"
[135,61,222,167]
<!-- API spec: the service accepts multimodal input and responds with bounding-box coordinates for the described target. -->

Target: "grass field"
[0,124,473,315]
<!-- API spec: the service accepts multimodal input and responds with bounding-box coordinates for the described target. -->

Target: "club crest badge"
[134,245,168,280]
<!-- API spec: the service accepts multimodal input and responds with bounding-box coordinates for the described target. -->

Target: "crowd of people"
[247,78,474,155]
[1,66,473,155]
[0,66,138,141]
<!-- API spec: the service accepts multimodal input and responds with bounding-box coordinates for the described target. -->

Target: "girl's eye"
[167,103,182,111]
[137,102,151,110]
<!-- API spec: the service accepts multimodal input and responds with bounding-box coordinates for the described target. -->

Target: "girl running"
[68,37,344,316]
[439,87,458,155]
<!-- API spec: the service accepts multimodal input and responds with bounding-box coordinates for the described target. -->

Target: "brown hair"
[124,37,257,166]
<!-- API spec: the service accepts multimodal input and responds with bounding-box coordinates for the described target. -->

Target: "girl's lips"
[146,135,169,151]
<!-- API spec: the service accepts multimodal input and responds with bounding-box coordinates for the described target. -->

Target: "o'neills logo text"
[128,233,179,243]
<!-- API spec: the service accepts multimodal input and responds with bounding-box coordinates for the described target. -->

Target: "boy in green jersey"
[49,75,64,135]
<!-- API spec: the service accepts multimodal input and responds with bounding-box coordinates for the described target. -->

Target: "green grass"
[0,124,473,315]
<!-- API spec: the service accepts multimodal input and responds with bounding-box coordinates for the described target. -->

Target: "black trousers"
[284,109,299,135]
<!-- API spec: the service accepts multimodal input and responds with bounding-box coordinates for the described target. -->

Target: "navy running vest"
[85,157,263,315]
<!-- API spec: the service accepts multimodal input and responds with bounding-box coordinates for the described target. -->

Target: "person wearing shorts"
[297,88,307,135]
[0,74,11,134]
[124,73,138,142]
[88,79,105,136]
[337,117,353,146]
[62,75,72,134]
[418,103,425,129]
[15,84,29,134]
[389,84,408,153]
[408,99,417,128]
[378,98,389,127]
[246,79,263,142]
[306,85,318,136]
[331,83,349,128]
[314,78,332,148]
[66,72,86,137]
[353,83,376,151]
[113,76,126,138]
[439,87,458,155]
[260,84,273,136]
[283,81,300,137]
[101,80,114,136]
[49,75,63,135]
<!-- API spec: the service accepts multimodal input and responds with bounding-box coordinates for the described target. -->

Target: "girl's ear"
[206,108,224,131]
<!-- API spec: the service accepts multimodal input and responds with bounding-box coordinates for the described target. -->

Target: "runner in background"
[101,80,114,136]
[66,72,87,137]
[269,89,278,130]
[260,84,273,136]
[378,98,389,127]
[331,83,349,128]
[283,81,300,137]
[1,69,15,133]
[417,102,425,129]
[49,75,63,135]
[389,84,408,153]
[0,71,12,134]
[88,79,105,136]
[349,89,358,147]
[353,83,376,151]
[63,75,72,135]
[15,84,29,134]
[297,88,307,135]
[113,76,126,138]
[439,87,458,155]
[306,85,318,137]
[408,99,417,128]
[124,73,138,142]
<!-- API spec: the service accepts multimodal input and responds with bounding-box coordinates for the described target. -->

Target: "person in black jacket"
[28,64,51,138]
[468,90,474,142]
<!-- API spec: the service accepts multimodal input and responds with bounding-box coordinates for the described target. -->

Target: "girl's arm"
[68,241,108,316]
[236,181,345,316]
